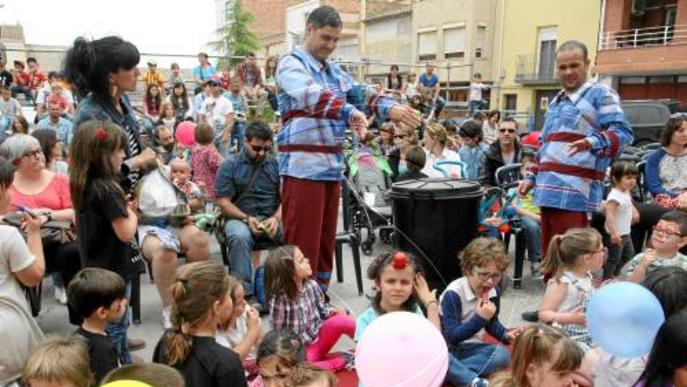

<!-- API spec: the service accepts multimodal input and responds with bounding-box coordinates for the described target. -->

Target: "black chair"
[640,142,661,151]
[335,179,364,295]
[636,160,649,202]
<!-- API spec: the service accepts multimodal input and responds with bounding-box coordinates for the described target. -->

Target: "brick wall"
[596,44,687,74]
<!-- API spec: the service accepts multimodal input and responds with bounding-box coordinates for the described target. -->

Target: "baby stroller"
[343,143,394,255]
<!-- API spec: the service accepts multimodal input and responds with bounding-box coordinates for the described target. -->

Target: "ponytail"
[164,262,230,366]
[541,228,601,278]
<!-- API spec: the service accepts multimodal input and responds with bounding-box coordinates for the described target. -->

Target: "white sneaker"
[162,306,172,329]
[54,287,67,305]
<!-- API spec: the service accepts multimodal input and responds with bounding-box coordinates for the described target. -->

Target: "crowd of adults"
[0,4,686,387]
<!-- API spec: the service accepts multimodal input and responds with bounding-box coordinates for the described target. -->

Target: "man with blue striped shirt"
[277,5,420,292]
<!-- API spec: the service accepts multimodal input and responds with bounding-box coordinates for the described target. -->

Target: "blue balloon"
[587,282,665,358]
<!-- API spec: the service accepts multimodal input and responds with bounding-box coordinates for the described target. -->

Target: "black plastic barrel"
[390,178,483,293]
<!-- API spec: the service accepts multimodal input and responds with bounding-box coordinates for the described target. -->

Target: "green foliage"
[210,0,260,68]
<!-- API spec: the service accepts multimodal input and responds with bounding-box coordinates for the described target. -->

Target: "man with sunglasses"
[277,5,421,293]
[482,117,523,186]
[216,121,281,311]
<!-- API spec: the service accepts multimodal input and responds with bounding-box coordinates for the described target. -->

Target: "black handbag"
[1,213,76,245]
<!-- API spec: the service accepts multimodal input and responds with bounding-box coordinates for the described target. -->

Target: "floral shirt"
[190,145,222,200]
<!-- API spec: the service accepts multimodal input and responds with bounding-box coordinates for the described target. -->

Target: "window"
[443,27,466,59]
[537,27,557,80]
[504,94,517,111]
[418,30,437,61]
[619,76,646,84]
[475,25,487,58]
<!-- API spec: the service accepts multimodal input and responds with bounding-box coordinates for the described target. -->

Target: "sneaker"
[162,306,172,329]
[127,338,146,352]
[530,263,544,280]
[54,287,67,305]
[521,310,539,322]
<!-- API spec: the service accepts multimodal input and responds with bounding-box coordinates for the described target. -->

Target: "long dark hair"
[264,245,299,302]
[31,129,59,166]
[171,81,190,114]
[637,310,687,386]
[144,84,162,113]
[69,120,128,209]
[64,36,140,105]
[660,115,687,148]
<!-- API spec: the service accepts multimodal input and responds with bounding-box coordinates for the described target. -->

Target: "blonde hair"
[166,262,233,366]
[541,228,601,278]
[459,237,510,275]
[22,335,94,387]
[102,363,185,387]
[491,325,582,387]
[426,123,449,145]
[396,123,419,145]
[286,364,337,387]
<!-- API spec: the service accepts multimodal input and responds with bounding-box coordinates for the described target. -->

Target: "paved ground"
[34,220,545,362]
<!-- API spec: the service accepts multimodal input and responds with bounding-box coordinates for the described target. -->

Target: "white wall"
[285,0,320,51]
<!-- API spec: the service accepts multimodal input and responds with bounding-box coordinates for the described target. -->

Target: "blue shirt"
[531,80,633,212]
[354,305,424,342]
[193,65,217,85]
[36,116,74,145]
[277,46,396,181]
[214,150,280,218]
[458,144,487,181]
[418,73,439,88]
[223,92,247,114]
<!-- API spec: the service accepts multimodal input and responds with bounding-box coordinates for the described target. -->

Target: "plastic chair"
[335,180,364,295]
[640,142,661,151]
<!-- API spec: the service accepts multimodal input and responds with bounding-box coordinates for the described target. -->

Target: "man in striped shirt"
[277,5,420,292]
[519,40,633,259]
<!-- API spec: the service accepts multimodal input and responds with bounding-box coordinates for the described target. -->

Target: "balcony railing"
[600,24,687,50]
[514,54,557,85]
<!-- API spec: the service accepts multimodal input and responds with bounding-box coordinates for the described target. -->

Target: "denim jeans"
[106,280,132,364]
[603,234,635,279]
[520,216,542,263]
[445,342,510,386]
[231,121,246,153]
[224,219,282,296]
[468,99,484,117]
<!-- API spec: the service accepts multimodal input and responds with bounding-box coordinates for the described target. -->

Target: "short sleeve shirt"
[74,328,119,384]
[201,96,233,127]
[621,252,687,278]
[418,73,439,88]
[355,305,424,341]
[605,188,633,236]
[193,65,218,84]
[0,225,35,310]
[9,174,72,211]
[215,151,280,218]
[0,70,13,87]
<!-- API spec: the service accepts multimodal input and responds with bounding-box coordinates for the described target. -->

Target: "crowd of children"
[3,50,687,387]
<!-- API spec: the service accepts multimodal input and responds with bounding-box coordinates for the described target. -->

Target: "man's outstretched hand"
[389,105,422,130]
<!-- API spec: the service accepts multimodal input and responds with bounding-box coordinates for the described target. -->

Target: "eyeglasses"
[394,135,407,139]
[22,149,42,159]
[474,270,502,281]
[652,225,682,238]
[250,145,272,153]
[499,128,516,134]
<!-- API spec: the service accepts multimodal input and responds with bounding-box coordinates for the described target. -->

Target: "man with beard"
[215,121,281,311]
[154,125,179,164]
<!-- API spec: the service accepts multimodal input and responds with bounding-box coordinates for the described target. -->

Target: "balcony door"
[537,27,557,81]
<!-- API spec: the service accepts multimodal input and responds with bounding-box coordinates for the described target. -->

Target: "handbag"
[1,213,76,245]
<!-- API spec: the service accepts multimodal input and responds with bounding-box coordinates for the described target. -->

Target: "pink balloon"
[355,312,448,387]
[175,121,196,147]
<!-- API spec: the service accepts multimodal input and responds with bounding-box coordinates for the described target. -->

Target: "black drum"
[390,178,483,293]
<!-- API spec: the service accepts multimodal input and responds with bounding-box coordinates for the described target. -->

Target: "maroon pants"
[541,207,589,282]
[282,176,340,291]
[541,207,590,257]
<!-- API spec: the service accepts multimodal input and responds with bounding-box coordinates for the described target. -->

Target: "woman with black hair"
[387,65,403,91]
[65,35,154,364]
[166,81,193,122]
[66,35,157,189]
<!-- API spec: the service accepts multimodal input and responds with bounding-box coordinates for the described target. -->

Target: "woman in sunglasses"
[387,123,420,181]
[374,122,396,156]
[483,117,524,186]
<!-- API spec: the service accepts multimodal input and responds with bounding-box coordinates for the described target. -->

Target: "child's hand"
[246,307,262,333]
[475,299,496,321]
[567,306,587,326]
[506,327,522,342]
[610,232,621,245]
[640,249,657,269]
[413,274,437,305]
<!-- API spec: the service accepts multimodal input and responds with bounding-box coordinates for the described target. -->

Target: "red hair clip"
[95,128,107,141]
[392,252,408,270]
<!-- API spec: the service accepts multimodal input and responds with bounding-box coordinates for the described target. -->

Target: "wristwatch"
[43,212,53,222]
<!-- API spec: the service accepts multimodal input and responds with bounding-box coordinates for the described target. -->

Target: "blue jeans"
[446,342,510,386]
[224,219,282,296]
[520,216,542,263]
[231,121,246,153]
[468,100,484,117]
[106,281,132,364]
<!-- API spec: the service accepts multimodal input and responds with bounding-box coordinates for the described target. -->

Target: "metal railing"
[600,23,687,50]
[514,54,556,84]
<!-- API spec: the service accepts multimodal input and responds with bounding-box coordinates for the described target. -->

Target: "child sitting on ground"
[355,250,439,341]
[396,145,428,181]
[216,277,264,382]
[22,335,94,387]
[538,228,605,352]
[440,237,516,387]
[153,262,247,386]
[264,245,355,371]
[603,160,638,280]
[621,210,687,283]
[254,330,306,387]
[67,268,127,384]
[190,122,223,200]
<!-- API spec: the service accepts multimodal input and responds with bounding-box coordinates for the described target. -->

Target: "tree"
[211,0,260,68]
